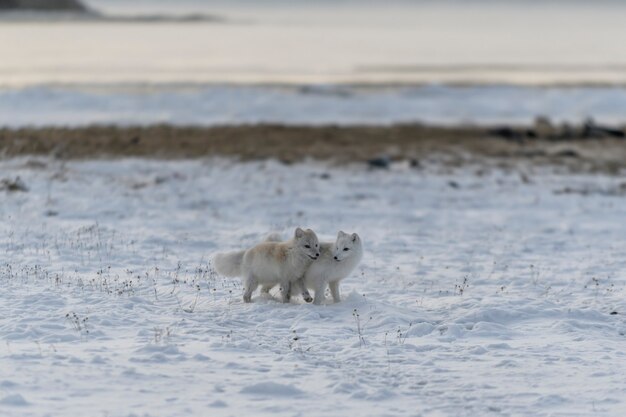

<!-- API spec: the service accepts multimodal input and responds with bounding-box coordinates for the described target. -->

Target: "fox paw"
[303,294,313,303]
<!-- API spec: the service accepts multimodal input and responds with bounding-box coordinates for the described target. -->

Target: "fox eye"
[343,248,350,251]
[305,245,311,248]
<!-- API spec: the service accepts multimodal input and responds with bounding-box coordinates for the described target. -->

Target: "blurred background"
[2,0,626,127]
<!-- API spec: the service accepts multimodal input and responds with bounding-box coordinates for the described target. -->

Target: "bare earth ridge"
[1,124,625,174]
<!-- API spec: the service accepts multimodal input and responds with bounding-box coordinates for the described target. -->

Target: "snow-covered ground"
[1,157,626,417]
[3,84,626,127]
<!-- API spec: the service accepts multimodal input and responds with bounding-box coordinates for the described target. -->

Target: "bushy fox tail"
[213,250,245,278]
[264,232,283,242]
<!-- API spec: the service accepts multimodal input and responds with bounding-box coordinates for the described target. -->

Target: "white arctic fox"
[262,231,363,305]
[213,228,320,303]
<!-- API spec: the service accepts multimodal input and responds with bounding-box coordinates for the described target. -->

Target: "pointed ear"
[338,231,347,237]
[295,227,304,238]
[351,233,359,242]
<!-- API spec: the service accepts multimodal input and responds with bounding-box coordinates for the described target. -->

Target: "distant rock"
[0,177,28,192]
[0,2,223,22]
[534,116,556,138]
[0,0,88,11]
[553,149,580,158]
[490,119,626,141]
[582,118,625,139]
[367,156,391,170]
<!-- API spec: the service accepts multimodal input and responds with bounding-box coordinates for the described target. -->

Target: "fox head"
[294,227,320,260]
[332,231,361,262]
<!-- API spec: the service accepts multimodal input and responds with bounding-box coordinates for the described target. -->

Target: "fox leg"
[312,280,326,305]
[292,278,312,303]
[329,281,341,303]
[280,280,292,303]
[242,274,258,303]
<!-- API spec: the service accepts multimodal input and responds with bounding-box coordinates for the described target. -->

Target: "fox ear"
[295,227,304,238]
[351,233,359,242]
[338,231,347,237]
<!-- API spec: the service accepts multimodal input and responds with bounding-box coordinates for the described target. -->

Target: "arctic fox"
[213,228,320,303]
[262,231,363,305]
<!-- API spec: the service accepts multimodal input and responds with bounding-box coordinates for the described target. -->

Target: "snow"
[1,157,626,416]
[2,84,626,127]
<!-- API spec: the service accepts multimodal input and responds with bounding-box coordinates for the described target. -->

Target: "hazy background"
[2,0,626,126]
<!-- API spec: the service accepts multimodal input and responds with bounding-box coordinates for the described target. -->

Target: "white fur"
[213,228,319,303]
[306,231,363,304]
[263,231,363,304]
[213,250,245,278]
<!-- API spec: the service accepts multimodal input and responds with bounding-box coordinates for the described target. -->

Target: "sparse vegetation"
[65,312,89,338]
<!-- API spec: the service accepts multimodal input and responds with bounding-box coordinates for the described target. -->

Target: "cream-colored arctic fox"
[213,228,319,303]
[262,231,363,304]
